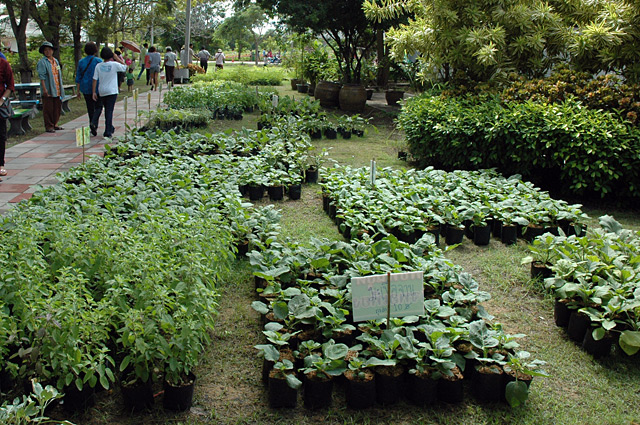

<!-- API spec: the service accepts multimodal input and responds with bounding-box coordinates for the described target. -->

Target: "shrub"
[399,93,640,199]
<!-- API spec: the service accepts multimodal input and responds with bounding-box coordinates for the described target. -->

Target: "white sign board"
[351,271,424,322]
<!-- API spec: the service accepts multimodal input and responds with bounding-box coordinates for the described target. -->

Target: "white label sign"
[351,271,424,322]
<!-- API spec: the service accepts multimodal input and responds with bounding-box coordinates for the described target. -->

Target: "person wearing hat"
[36,41,65,133]
[214,49,225,70]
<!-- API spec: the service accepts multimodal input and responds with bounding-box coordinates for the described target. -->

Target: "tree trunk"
[5,0,32,82]
[376,29,390,88]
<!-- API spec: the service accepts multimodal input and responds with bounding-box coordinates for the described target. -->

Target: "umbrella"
[120,40,140,53]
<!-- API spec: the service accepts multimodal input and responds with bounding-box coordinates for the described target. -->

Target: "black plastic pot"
[492,219,503,238]
[406,373,437,406]
[524,225,545,242]
[472,366,504,403]
[305,168,319,184]
[472,224,491,246]
[464,219,474,240]
[248,185,264,201]
[238,184,249,197]
[163,374,196,411]
[120,382,153,413]
[531,261,553,280]
[501,224,518,245]
[445,225,465,245]
[375,366,404,405]
[309,129,322,139]
[267,185,284,201]
[426,226,440,245]
[324,128,337,139]
[338,128,352,139]
[437,376,464,403]
[554,299,572,327]
[582,328,613,358]
[303,375,333,409]
[62,385,95,412]
[288,184,302,200]
[268,375,297,408]
[397,151,408,161]
[345,374,376,409]
[567,311,591,343]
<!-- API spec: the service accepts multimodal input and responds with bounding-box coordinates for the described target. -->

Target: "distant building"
[0,15,43,52]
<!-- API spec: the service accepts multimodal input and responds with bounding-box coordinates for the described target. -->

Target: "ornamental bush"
[399,94,640,199]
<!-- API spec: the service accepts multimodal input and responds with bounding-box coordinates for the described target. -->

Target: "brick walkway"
[0,91,165,214]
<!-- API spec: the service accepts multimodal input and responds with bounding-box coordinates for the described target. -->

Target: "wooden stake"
[387,271,391,329]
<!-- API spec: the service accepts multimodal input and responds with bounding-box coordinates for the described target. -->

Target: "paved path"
[0,91,165,215]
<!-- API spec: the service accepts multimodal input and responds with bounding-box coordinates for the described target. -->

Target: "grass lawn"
[61,84,640,425]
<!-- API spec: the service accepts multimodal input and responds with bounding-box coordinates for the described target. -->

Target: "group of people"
[0,40,228,179]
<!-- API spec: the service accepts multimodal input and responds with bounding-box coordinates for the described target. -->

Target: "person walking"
[163,46,177,87]
[147,46,161,90]
[214,49,225,70]
[92,47,127,138]
[75,41,103,136]
[137,43,148,80]
[196,47,211,73]
[36,41,65,133]
[0,55,15,179]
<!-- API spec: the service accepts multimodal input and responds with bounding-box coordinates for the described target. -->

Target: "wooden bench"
[61,94,74,114]
[8,108,35,136]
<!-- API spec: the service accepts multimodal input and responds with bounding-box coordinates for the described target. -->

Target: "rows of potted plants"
[250,234,547,409]
[0,129,291,412]
[163,81,276,118]
[143,108,212,131]
[319,165,587,246]
[524,215,640,358]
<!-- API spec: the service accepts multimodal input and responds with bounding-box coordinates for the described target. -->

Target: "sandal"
[0,168,6,176]
[54,126,64,130]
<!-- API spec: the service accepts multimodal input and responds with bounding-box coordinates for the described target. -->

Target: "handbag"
[0,99,12,119]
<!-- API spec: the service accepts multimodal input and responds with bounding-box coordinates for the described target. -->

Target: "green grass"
[58,85,640,425]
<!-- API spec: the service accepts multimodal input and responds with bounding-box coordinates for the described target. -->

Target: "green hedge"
[398,94,640,199]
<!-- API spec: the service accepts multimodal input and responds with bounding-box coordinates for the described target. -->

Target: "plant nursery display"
[319,165,586,245]
[525,215,640,359]
[251,233,548,409]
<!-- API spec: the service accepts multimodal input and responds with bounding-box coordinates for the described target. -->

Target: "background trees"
[364,0,640,83]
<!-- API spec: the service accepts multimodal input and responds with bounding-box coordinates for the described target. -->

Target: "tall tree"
[29,0,66,62]
[66,0,90,71]
[257,0,378,83]
[4,0,32,81]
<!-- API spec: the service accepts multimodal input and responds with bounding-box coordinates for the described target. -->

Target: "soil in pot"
[437,367,464,403]
[582,328,613,358]
[303,372,333,409]
[344,370,376,409]
[248,184,264,201]
[120,382,153,413]
[501,224,518,245]
[472,365,504,403]
[445,225,465,245]
[267,185,284,201]
[567,311,591,343]
[375,365,405,405]
[554,299,572,327]
[406,370,437,406]
[472,224,491,246]
[268,372,298,408]
[163,373,196,411]
[288,184,302,200]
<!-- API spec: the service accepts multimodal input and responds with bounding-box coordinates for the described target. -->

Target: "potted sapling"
[503,351,548,407]
[300,340,348,409]
[268,359,302,408]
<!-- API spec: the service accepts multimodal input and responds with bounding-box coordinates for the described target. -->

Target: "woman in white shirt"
[92,47,127,138]
[163,46,177,87]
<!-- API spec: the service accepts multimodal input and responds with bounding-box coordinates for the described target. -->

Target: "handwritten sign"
[75,127,90,147]
[351,271,424,322]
